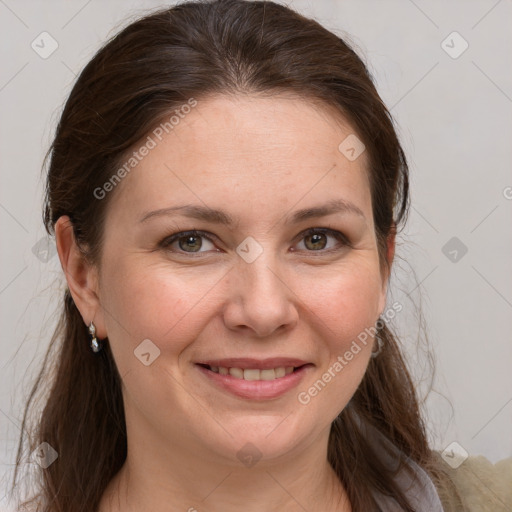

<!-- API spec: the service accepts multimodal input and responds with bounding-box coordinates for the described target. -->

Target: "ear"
[378,225,396,315]
[54,216,107,339]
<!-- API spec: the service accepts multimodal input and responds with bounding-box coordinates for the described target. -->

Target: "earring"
[88,322,102,353]
[371,318,384,358]
[371,335,384,358]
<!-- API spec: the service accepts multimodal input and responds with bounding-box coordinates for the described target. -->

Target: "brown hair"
[12,1,460,510]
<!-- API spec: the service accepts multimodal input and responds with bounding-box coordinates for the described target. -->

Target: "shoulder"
[432,451,512,512]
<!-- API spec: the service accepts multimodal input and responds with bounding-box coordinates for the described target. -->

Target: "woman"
[12,1,509,511]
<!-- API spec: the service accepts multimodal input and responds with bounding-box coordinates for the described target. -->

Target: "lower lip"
[196,364,313,400]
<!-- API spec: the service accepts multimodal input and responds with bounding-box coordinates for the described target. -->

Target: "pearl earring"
[88,322,102,353]
[371,317,384,358]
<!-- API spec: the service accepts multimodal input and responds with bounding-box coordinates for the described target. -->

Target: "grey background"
[1,0,511,508]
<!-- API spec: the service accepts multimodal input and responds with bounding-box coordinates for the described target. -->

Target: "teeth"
[275,367,286,378]
[208,365,297,380]
[260,369,275,380]
[243,369,260,380]
[229,367,244,379]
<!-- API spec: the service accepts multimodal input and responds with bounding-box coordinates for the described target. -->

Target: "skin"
[56,93,395,512]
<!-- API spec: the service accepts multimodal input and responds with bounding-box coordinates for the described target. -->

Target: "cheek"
[294,265,381,418]
[298,260,384,346]
[99,258,222,371]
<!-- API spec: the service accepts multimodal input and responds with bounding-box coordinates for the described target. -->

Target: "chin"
[201,412,317,466]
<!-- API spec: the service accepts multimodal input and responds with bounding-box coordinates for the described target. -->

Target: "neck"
[99,423,351,512]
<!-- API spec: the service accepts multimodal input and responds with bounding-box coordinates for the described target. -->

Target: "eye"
[293,228,350,253]
[160,230,218,254]
[159,227,350,256]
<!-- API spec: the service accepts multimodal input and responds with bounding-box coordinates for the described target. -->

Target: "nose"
[222,249,299,338]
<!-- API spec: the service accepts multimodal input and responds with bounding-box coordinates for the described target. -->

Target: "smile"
[195,361,313,400]
[203,364,295,380]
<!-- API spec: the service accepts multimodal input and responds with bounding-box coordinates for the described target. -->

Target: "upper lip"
[196,358,311,369]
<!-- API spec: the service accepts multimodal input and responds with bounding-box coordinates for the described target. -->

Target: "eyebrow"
[139,198,366,225]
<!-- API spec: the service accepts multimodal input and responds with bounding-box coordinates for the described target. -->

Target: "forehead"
[106,93,372,227]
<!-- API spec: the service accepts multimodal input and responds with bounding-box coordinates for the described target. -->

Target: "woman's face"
[94,94,391,466]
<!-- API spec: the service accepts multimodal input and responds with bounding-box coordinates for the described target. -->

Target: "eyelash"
[159,228,351,256]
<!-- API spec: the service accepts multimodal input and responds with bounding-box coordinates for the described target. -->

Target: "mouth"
[197,363,306,380]
[195,359,313,400]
